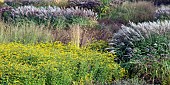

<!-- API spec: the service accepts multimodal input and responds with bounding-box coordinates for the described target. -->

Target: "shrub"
[0,42,125,84]
[97,0,126,19]
[86,40,109,52]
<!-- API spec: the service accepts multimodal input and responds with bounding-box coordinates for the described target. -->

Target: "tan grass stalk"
[70,25,82,48]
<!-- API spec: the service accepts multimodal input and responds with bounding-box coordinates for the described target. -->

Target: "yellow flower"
[0,0,4,4]
[0,42,125,84]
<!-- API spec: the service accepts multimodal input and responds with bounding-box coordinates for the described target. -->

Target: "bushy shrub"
[97,0,126,19]
[0,42,125,84]
[86,40,109,52]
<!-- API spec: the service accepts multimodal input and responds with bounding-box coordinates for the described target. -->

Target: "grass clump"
[122,34,170,84]
[0,21,53,44]
[105,1,156,24]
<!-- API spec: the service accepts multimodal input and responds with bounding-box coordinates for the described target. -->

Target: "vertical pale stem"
[71,25,81,48]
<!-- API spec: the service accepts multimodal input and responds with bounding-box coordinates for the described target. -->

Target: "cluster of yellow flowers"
[0,42,125,84]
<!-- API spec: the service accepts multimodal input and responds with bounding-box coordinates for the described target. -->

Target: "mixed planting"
[0,0,170,85]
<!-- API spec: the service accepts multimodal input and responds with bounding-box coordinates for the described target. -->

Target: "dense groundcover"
[0,42,125,85]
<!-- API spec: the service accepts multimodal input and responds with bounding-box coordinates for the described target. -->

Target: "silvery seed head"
[11,5,97,20]
[107,20,170,60]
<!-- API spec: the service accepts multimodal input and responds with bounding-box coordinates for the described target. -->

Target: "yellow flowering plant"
[0,42,125,85]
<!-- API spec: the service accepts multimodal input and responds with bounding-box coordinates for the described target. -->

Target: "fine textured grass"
[108,1,156,24]
[0,21,53,44]
[122,34,170,84]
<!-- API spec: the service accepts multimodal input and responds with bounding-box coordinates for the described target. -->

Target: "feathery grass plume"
[11,5,97,20]
[155,5,170,20]
[7,5,97,29]
[107,20,170,61]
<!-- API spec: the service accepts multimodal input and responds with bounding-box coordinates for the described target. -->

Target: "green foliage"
[0,42,125,84]
[107,1,156,24]
[86,40,109,52]
[133,34,169,56]
[97,0,115,19]
[122,34,170,84]
[156,13,170,20]
[8,16,97,30]
[9,15,66,29]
